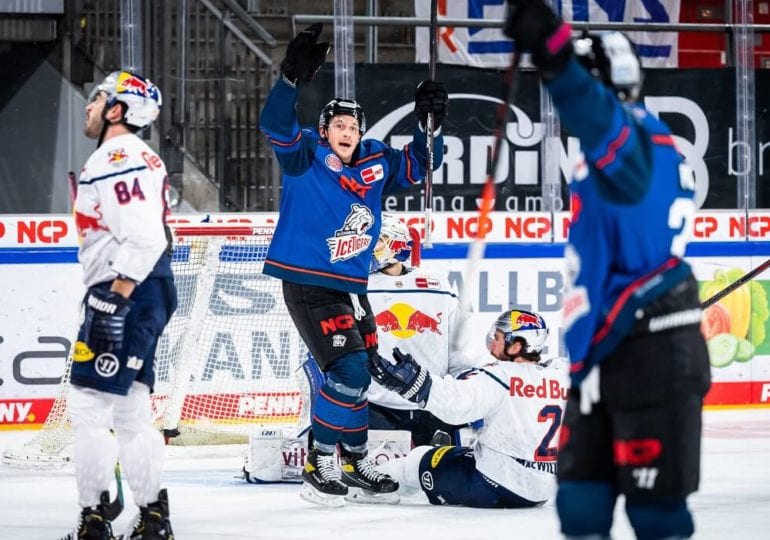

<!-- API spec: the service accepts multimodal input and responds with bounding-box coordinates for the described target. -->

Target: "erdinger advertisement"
[298,66,770,210]
[1,212,770,431]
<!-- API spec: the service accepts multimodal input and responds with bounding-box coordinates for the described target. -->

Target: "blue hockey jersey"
[547,59,697,385]
[259,78,443,294]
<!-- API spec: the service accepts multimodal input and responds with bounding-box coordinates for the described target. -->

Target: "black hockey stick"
[423,0,438,248]
[452,50,522,350]
[701,258,770,308]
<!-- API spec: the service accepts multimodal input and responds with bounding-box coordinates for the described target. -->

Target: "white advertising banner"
[414,0,681,69]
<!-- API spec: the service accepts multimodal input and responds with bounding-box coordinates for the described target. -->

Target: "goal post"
[3,223,310,465]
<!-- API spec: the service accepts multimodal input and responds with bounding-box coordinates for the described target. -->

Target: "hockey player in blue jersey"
[259,24,448,506]
[504,1,711,539]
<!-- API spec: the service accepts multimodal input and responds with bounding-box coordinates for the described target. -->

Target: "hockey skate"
[59,491,116,540]
[300,447,348,507]
[341,450,400,505]
[118,489,174,539]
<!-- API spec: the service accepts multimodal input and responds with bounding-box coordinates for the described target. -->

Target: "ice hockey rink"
[1,407,768,540]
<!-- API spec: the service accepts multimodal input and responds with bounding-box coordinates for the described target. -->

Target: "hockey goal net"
[3,223,310,465]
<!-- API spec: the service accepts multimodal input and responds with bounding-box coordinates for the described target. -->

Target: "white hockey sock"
[114,383,165,506]
[69,386,119,508]
[376,445,431,493]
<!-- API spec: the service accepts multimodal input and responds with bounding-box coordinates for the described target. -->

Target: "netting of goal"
[3,224,310,466]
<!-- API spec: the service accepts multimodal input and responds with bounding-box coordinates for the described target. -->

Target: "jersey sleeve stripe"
[266,131,302,148]
[595,125,630,169]
[403,144,419,184]
[478,368,510,391]
[81,165,148,184]
[355,152,384,166]
[651,134,675,146]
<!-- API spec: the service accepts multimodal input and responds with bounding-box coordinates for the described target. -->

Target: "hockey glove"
[367,348,433,408]
[414,80,448,131]
[503,0,573,78]
[280,23,331,85]
[81,287,133,356]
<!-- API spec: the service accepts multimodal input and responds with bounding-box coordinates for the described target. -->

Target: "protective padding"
[69,385,120,508]
[626,499,694,539]
[113,382,165,506]
[376,445,431,494]
[557,481,615,537]
[327,351,370,391]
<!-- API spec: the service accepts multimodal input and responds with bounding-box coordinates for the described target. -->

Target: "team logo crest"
[361,164,384,184]
[108,148,128,167]
[325,153,343,172]
[326,204,374,262]
[332,335,347,348]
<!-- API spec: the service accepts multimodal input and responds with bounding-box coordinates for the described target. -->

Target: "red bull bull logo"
[375,303,442,338]
[117,73,148,96]
[510,310,544,331]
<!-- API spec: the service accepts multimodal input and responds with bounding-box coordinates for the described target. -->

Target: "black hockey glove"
[503,0,573,79]
[414,80,448,130]
[280,23,331,85]
[367,348,433,408]
[81,287,133,355]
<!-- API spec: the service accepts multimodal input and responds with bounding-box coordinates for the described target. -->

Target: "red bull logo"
[510,310,543,331]
[117,73,148,95]
[375,303,442,338]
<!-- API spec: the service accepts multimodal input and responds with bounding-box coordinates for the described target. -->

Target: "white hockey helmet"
[574,31,642,102]
[486,309,549,357]
[89,71,162,128]
[370,213,413,273]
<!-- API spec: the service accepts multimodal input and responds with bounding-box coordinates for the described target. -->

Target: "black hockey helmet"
[319,98,366,135]
[573,31,642,102]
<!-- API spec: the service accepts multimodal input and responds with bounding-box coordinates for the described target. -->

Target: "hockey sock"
[556,481,615,537]
[312,375,360,453]
[626,498,694,539]
[340,399,368,450]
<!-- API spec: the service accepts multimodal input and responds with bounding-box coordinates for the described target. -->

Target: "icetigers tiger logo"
[326,204,374,262]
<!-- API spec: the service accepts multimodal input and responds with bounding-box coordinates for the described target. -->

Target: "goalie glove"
[79,286,133,357]
[367,348,433,408]
[280,23,330,86]
[503,0,573,79]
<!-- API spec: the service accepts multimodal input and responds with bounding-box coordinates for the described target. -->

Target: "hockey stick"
[452,51,522,350]
[423,0,438,248]
[701,258,770,308]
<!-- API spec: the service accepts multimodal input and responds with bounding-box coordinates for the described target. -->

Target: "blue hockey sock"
[557,481,615,537]
[626,498,694,539]
[340,399,368,451]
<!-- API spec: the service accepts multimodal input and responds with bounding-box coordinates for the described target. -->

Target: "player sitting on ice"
[367,214,479,447]
[368,310,570,508]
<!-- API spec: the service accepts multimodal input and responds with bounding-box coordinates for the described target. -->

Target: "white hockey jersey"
[426,356,571,503]
[74,133,170,287]
[367,268,478,410]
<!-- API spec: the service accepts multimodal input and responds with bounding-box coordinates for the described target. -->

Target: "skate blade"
[299,483,346,507]
[344,487,400,505]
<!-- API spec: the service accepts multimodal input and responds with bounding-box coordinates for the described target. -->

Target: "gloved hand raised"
[78,287,133,357]
[280,23,331,85]
[503,0,573,78]
[367,348,433,408]
[414,80,448,131]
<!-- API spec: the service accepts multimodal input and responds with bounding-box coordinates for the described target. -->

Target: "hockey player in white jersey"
[368,309,570,508]
[60,71,177,540]
[367,214,478,446]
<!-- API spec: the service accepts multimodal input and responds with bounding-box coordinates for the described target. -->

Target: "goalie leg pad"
[244,429,307,483]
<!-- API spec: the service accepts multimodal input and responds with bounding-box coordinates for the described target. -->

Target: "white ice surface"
[1,408,769,539]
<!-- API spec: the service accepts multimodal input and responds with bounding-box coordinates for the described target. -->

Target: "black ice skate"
[300,447,348,507]
[341,450,400,505]
[118,489,174,539]
[59,491,115,540]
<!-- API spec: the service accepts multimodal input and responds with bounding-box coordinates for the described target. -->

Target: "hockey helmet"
[370,213,412,273]
[319,97,366,135]
[89,71,162,128]
[486,309,549,356]
[573,31,641,102]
